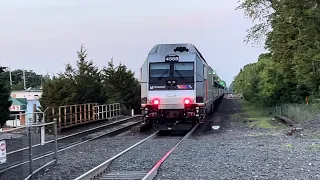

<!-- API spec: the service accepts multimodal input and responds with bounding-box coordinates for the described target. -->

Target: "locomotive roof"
[148,43,208,64]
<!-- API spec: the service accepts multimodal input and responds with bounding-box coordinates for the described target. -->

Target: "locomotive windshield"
[174,63,193,78]
[149,63,170,78]
[149,62,194,90]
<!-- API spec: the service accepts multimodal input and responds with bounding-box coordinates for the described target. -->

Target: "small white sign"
[40,126,45,145]
[212,126,220,130]
[9,105,20,111]
[0,140,7,164]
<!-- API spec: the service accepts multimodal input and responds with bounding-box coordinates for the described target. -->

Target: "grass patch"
[285,143,294,149]
[302,132,320,139]
[233,99,287,129]
[231,113,249,123]
[309,143,320,150]
[239,100,262,117]
[234,99,320,129]
[248,117,274,129]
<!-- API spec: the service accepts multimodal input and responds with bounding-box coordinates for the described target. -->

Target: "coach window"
[149,63,170,78]
[174,62,194,78]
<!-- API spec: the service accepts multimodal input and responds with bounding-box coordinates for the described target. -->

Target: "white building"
[5,90,43,128]
[11,90,42,100]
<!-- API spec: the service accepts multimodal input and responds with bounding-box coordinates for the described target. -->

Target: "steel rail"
[75,124,199,180]
[142,124,199,180]
[74,131,160,180]
[7,115,141,155]
[0,120,143,174]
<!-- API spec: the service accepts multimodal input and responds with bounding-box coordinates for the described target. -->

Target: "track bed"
[155,99,320,180]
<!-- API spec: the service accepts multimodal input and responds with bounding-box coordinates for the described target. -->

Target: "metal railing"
[3,112,45,130]
[96,103,121,119]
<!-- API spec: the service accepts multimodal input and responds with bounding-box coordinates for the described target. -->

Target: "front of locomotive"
[141,44,198,126]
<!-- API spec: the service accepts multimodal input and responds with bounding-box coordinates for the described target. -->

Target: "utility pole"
[9,67,12,86]
[39,74,43,90]
[23,69,26,90]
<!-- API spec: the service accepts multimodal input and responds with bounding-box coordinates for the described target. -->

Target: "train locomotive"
[140,43,226,127]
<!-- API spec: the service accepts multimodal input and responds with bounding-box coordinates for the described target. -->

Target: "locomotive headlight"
[183,98,193,105]
[184,99,190,104]
[196,109,199,113]
[153,99,160,105]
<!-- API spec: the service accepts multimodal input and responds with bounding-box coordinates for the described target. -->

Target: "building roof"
[10,97,27,106]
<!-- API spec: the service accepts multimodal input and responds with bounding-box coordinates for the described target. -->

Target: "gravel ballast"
[3,99,320,179]
[57,115,128,136]
[106,137,181,173]
[155,99,320,180]
[1,115,133,153]
[32,135,149,180]
[156,133,320,179]
[0,118,144,180]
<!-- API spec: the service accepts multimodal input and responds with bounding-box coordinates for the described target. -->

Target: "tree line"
[0,67,12,127]
[233,0,320,107]
[0,45,141,127]
[0,69,45,91]
[40,45,141,114]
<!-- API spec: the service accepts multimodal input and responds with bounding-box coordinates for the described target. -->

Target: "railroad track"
[75,123,199,180]
[0,115,143,174]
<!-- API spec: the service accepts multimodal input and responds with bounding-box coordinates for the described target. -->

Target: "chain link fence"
[0,121,58,180]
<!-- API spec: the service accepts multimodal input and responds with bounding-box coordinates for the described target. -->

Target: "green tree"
[0,67,12,128]
[40,45,141,117]
[235,0,320,106]
[101,59,141,114]
[234,53,282,106]
[40,75,76,108]
[65,46,106,104]
[40,45,106,109]
[3,69,43,90]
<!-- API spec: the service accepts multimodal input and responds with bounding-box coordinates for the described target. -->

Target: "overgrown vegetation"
[233,0,320,121]
[232,99,287,129]
[233,99,320,129]
[271,104,320,123]
[0,67,12,128]
[40,45,141,115]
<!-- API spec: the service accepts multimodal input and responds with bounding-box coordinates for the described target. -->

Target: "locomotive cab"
[140,43,224,126]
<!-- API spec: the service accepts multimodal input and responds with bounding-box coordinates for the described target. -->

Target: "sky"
[0,0,266,86]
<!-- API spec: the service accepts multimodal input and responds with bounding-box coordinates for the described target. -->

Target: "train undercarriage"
[141,96,224,130]
[144,108,205,126]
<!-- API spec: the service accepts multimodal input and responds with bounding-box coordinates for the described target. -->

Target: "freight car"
[140,43,225,126]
